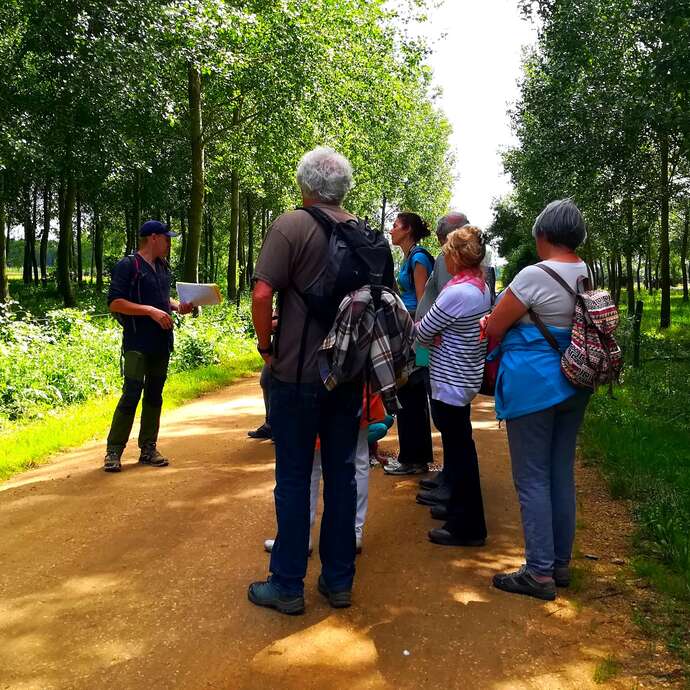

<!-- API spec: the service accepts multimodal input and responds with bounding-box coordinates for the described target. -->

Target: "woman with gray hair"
[481,198,592,602]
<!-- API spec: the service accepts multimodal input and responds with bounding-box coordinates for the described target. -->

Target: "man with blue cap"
[103,220,193,472]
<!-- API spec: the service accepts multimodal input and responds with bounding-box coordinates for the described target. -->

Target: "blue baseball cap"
[139,220,178,237]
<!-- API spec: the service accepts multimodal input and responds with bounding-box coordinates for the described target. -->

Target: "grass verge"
[580,289,690,676]
[0,351,262,481]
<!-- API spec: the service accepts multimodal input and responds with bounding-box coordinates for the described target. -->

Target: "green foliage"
[593,656,621,684]
[497,0,690,326]
[0,298,256,429]
[580,292,690,591]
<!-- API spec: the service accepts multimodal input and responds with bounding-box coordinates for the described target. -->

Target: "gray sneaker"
[493,566,556,601]
[103,450,121,473]
[138,444,169,467]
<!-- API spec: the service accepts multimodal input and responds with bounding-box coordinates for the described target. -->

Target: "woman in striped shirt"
[416,226,491,547]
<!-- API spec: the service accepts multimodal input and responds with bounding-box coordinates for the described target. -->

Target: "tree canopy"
[491,0,690,326]
[0,0,454,304]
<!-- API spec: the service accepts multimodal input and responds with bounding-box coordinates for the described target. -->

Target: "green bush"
[0,300,256,429]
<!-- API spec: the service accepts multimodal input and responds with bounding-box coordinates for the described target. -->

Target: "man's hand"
[260,353,272,366]
[148,307,173,330]
[178,301,194,315]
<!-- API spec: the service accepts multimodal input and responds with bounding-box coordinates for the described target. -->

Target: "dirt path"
[0,376,681,689]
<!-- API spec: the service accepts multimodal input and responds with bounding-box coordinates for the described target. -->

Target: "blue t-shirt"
[398,248,434,313]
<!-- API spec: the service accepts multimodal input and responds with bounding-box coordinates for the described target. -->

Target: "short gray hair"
[532,199,587,250]
[296,147,354,204]
[436,211,469,239]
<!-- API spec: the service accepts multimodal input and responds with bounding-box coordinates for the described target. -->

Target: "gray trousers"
[505,390,591,577]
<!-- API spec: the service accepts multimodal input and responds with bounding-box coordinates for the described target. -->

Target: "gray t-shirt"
[509,260,589,327]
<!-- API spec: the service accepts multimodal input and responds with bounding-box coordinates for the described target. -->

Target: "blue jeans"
[268,377,361,596]
[505,390,591,577]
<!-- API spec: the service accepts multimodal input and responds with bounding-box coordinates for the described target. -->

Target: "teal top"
[493,323,577,421]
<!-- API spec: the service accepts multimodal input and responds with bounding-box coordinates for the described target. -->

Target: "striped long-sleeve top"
[416,282,491,407]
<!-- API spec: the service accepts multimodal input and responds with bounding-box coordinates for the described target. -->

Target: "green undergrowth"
[0,280,262,480]
[0,349,261,481]
[580,289,690,672]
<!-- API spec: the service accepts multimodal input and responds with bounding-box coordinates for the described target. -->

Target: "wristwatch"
[257,343,273,355]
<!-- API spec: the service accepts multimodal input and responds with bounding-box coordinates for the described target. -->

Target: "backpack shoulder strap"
[534,262,577,296]
[409,245,435,267]
[528,309,563,354]
[299,206,335,237]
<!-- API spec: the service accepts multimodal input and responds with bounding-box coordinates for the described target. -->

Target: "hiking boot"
[419,474,444,491]
[138,444,169,467]
[317,575,352,609]
[264,538,313,556]
[248,579,305,615]
[430,504,449,521]
[416,485,452,506]
[384,463,428,476]
[554,566,571,588]
[103,450,122,473]
[248,424,272,440]
[493,566,556,601]
[428,528,485,547]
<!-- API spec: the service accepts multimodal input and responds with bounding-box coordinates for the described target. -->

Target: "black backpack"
[277,206,394,382]
[297,206,393,329]
[112,254,143,328]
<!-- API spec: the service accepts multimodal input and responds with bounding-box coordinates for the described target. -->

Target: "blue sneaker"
[247,579,305,615]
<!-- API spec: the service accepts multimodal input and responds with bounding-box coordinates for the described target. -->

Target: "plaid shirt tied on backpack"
[317,286,415,413]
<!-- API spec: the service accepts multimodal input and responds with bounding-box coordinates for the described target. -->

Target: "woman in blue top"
[481,199,592,602]
[384,212,435,476]
[390,212,435,316]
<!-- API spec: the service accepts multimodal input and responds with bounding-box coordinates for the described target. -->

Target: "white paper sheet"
[176,282,223,306]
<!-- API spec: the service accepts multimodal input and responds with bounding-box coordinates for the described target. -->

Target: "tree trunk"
[184,62,204,283]
[624,200,635,314]
[227,168,240,301]
[23,185,32,284]
[380,193,387,233]
[681,201,689,302]
[179,209,187,272]
[76,190,83,285]
[238,193,247,296]
[208,213,215,283]
[125,209,132,256]
[616,254,623,306]
[0,172,8,302]
[31,185,39,284]
[57,175,76,307]
[247,194,254,283]
[659,134,671,328]
[636,254,642,294]
[40,181,50,285]
[94,206,104,291]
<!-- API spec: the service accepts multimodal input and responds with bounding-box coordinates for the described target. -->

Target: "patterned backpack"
[529,264,622,390]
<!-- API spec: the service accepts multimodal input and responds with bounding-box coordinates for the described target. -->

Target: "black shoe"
[317,575,352,608]
[428,528,485,547]
[430,504,448,521]
[248,424,272,440]
[138,444,169,467]
[419,475,443,491]
[416,485,452,506]
[384,463,428,476]
[554,566,571,588]
[248,579,305,615]
[493,566,556,601]
[103,450,121,473]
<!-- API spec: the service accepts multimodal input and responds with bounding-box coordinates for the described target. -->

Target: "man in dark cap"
[103,220,193,473]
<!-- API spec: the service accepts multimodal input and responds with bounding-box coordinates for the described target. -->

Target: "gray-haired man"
[416,211,470,321]
[247,147,363,615]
